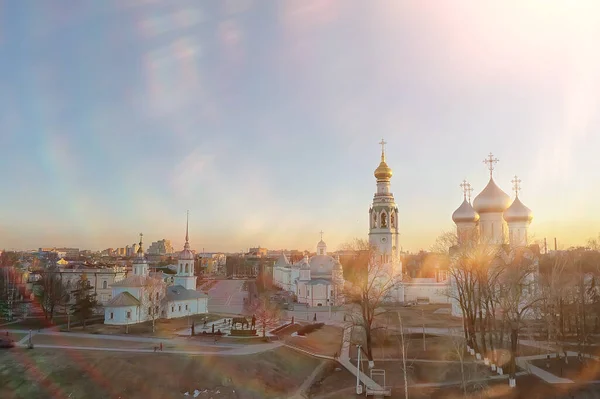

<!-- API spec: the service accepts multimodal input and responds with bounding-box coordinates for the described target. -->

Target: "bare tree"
[141,276,166,333]
[34,271,67,321]
[253,296,281,338]
[343,239,399,368]
[497,246,542,386]
[538,252,571,357]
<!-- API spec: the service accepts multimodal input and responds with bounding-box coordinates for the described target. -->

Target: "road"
[207,279,246,315]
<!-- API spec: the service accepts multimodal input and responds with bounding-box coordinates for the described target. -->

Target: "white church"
[104,219,208,326]
[450,153,535,315]
[272,235,345,307]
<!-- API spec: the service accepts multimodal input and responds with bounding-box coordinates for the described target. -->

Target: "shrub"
[297,323,324,336]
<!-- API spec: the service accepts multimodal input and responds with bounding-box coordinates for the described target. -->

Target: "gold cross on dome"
[319,230,324,241]
[511,175,522,197]
[460,180,469,200]
[483,153,499,178]
[379,139,387,159]
[459,180,473,202]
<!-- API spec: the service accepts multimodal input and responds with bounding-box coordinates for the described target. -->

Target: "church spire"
[184,210,190,250]
[137,233,144,256]
[379,138,387,161]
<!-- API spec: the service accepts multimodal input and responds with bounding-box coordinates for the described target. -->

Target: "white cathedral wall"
[508,222,529,248]
[104,305,139,325]
[478,213,507,245]
[165,298,207,319]
[403,282,450,304]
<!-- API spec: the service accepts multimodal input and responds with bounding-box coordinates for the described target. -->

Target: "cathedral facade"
[272,236,345,307]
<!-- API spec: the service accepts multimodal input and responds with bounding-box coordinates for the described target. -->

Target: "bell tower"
[368,139,402,280]
[174,211,197,290]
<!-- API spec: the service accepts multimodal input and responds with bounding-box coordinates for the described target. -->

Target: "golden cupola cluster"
[452,155,533,227]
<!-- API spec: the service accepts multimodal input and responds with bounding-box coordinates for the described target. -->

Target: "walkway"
[338,327,387,396]
[3,327,284,356]
[16,341,283,356]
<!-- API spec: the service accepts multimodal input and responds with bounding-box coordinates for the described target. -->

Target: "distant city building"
[38,247,80,259]
[147,239,174,255]
[198,253,226,275]
[247,247,268,257]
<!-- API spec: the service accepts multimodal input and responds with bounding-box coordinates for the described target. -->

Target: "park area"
[64,313,224,338]
[0,346,321,399]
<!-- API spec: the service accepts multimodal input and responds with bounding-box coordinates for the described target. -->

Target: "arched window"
[155,292,159,300]
[373,213,377,227]
[390,212,395,228]
[185,263,189,273]
[380,212,387,228]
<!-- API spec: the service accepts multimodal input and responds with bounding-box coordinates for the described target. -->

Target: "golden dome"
[452,199,480,223]
[473,178,511,213]
[503,196,533,223]
[374,158,393,181]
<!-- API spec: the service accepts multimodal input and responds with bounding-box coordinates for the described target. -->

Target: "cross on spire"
[139,232,143,245]
[483,152,499,178]
[319,230,324,241]
[379,138,387,160]
[185,210,189,243]
[460,180,474,203]
[511,175,522,197]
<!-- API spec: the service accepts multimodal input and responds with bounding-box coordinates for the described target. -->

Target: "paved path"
[15,341,283,356]
[207,279,246,315]
[338,327,387,396]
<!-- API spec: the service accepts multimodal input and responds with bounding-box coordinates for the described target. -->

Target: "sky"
[1,1,599,253]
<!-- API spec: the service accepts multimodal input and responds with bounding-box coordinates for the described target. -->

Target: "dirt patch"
[0,346,320,399]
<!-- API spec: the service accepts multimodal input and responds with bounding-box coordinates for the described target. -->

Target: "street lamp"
[356,344,363,394]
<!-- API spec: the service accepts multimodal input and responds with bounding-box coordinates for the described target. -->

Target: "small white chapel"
[104,217,208,325]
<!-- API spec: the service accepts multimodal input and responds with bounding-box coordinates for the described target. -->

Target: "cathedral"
[451,153,534,248]
[450,153,536,316]
[272,234,345,307]
[104,217,208,326]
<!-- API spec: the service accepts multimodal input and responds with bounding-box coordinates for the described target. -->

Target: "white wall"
[165,298,208,319]
[404,282,450,304]
[104,305,139,325]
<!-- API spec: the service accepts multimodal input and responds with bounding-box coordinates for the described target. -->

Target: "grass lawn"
[380,304,463,329]
[0,346,320,399]
[0,317,70,330]
[349,331,465,361]
[66,314,224,337]
[285,325,343,357]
